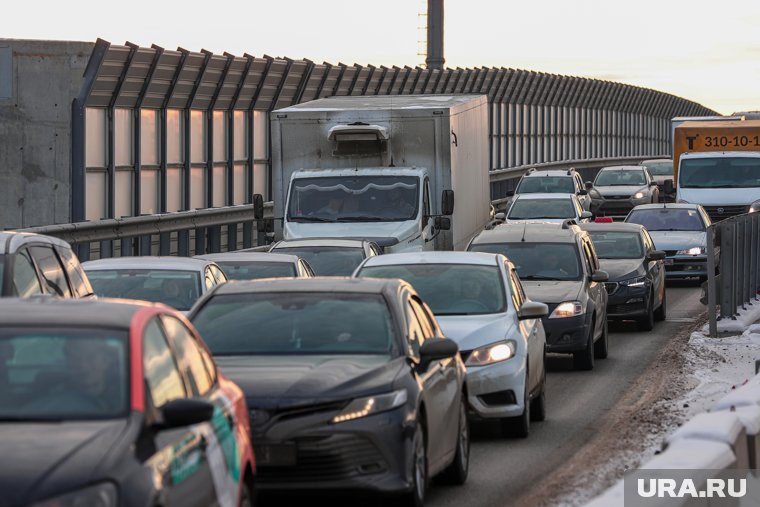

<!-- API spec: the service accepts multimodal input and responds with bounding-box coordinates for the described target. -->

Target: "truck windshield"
[680,158,760,188]
[287,176,419,222]
[595,170,646,186]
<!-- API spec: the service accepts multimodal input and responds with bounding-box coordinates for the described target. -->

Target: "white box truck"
[269,94,491,252]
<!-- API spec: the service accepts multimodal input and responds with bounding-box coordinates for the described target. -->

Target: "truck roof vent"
[328,124,389,142]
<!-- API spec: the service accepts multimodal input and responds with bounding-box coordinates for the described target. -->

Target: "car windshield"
[517,176,575,194]
[644,162,673,176]
[595,170,646,186]
[0,329,128,420]
[679,157,760,188]
[216,261,296,280]
[272,247,364,276]
[626,208,706,232]
[86,269,201,311]
[287,176,419,222]
[357,264,507,316]
[192,293,394,355]
[587,232,644,259]
[508,198,575,220]
[469,243,582,281]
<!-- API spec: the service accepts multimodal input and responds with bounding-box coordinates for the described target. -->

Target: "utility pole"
[426,0,445,70]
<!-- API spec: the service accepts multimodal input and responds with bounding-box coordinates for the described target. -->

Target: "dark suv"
[508,168,591,211]
[467,221,609,370]
[0,232,94,298]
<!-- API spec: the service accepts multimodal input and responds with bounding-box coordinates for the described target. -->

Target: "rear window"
[626,208,706,232]
[587,231,644,259]
[192,292,394,355]
[469,242,582,281]
[216,261,297,281]
[86,269,201,311]
[272,247,365,276]
[517,176,575,194]
[508,198,575,220]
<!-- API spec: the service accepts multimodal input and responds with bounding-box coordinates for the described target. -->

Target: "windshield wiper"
[521,275,558,280]
[289,216,337,223]
[336,216,388,222]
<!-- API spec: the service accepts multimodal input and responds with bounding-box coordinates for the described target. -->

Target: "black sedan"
[580,222,667,330]
[189,277,469,506]
[0,298,256,507]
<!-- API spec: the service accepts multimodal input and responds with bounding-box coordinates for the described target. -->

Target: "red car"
[0,297,256,507]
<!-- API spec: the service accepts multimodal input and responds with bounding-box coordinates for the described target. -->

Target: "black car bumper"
[542,314,589,353]
[664,254,707,278]
[253,406,413,494]
[604,282,649,319]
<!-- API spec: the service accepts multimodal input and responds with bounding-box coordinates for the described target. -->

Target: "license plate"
[256,444,297,466]
[665,258,674,265]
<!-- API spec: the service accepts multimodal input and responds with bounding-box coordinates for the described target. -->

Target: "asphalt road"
[259,283,704,507]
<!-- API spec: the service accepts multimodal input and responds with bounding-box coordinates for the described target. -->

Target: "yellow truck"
[669,120,760,221]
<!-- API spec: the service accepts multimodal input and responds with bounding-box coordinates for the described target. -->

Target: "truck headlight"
[465,341,517,366]
[749,200,760,213]
[32,483,118,507]
[677,246,705,256]
[621,276,648,287]
[549,301,584,319]
[331,389,407,424]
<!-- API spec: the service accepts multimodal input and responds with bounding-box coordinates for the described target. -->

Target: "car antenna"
[521,223,527,242]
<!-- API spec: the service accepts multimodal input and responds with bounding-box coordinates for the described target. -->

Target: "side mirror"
[580,211,593,220]
[434,216,451,230]
[159,398,215,429]
[252,193,264,220]
[518,301,549,320]
[578,189,588,196]
[419,337,458,369]
[591,270,609,283]
[664,179,674,195]
[647,250,666,262]
[441,190,455,216]
[585,181,594,190]
[495,212,506,221]
[649,181,658,187]
[506,190,515,197]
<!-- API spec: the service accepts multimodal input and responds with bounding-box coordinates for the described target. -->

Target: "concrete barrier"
[713,376,760,411]
[664,412,749,470]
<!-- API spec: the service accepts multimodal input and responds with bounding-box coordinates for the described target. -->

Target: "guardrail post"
[178,230,189,257]
[195,227,206,256]
[159,233,171,256]
[720,222,734,320]
[755,213,760,298]
[733,220,741,313]
[706,225,718,338]
[120,238,133,257]
[227,224,237,251]
[208,225,221,253]
[100,240,112,259]
[743,218,751,306]
[139,234,152,256]
[243,222,253,249]
[76,243,90,263]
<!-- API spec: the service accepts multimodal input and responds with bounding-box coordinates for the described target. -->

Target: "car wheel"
[530,351,547,422]
[637,292,655,331]
[594,318,609,359]
[403,422,428,507]
[501,370,530,438]
[439,397,470,485]
[654,287,667,321]
[573,320,595,371]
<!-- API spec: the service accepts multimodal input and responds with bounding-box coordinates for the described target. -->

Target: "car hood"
[215,355,405,409]
[595,185,647,197]
[0,419,127,506]
[436,314,520,353]
[598,258,645,281]
[520,280,583,304]
[647,231,705,251]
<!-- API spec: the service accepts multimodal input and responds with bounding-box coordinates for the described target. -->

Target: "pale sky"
[3,0,759,114]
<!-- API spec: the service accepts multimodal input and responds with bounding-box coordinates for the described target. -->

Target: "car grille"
[256,434,388,482]
[608,303,643,314]
[703,205,747,222]
[604,282,619,295]
[597,201,634,216]
[478,390,517,406]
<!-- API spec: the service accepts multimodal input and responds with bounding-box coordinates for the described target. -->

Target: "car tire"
[501,371,530,438]
[654,287,667,322]
[594,319,609,359]
[439,397,470,485]
[530,351,547,422]
[637,292,655,331]
[403,422,428,507]
[573,320,595,371]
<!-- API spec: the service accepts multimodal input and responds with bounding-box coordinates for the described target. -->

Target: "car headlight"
[749,200,760,213]
[621,276,648,287]
[633,191,646,199]
[331,389,407,424]
[677,246,705,256]
[549,301,584,319]
[465,340,517,367]
[32,483,117,507]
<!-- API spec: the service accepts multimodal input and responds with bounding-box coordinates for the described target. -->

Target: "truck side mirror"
[664,179,674,195]
[434,216,451,230]
[252,194,264,220]
[441,190,455,216]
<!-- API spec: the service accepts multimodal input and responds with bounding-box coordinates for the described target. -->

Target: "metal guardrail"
[706,212,760,337]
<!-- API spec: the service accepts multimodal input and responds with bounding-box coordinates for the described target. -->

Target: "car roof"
[210,277,407,296]
[272,238,369,248]
[0,297,162,329]
[579,222,646,233]
[599,165,644,171]
[470,222,581,244]
[523,169,575,177]
[194,252,301,264]
[359,251,503,268]
[640,159,672,164]
[82,256,213,271]
[514,193,575,200]
[631,203,703,211]
[0,231,72,255]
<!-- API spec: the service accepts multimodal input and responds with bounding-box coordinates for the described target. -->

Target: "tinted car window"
[469,242,582,281]
[30,246,71,297]
[12,249,43,297]
[193,292,394,355]
[216,261,297,280]
[626,208,706,232]
[508,198,575,220]
[358,264,506,316]
[58,247,92,297]
[517,177,575,194]
[587,231,644,259]
[0,328,127,419]
[86,269,201,311]
[273,247,365,276]
[160,315,213,396]
[143,319,187,408]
